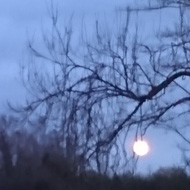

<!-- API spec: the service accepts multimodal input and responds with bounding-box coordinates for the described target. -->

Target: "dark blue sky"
[0,0,185,174]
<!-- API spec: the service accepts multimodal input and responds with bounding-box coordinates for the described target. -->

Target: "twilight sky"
[0,0,186,174]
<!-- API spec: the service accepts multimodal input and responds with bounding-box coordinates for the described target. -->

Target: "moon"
[133,140,149,156]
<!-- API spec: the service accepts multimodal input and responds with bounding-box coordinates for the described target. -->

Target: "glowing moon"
[133,140,149,156]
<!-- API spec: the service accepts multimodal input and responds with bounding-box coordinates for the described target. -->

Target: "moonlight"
[133,140,149,156]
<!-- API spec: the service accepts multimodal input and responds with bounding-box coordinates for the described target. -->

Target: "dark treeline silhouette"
[0,115,189,190]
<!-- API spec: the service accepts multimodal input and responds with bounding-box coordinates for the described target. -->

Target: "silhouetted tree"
[9,0,190,173]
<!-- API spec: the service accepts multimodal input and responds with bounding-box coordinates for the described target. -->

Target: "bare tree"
[9,0,190,174]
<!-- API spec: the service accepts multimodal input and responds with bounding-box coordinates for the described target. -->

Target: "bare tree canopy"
[10,0,190,173]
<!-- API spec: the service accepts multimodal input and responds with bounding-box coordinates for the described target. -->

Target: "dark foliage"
[0,122,189,190]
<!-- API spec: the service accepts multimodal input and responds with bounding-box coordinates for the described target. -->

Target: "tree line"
[0,115,189,190]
